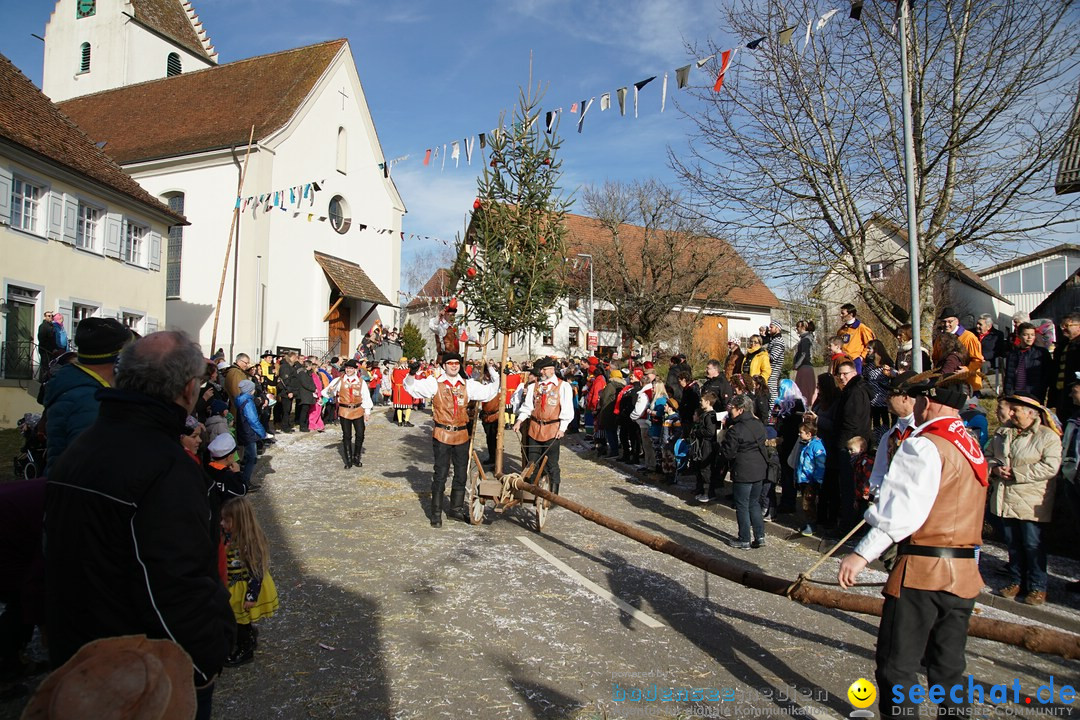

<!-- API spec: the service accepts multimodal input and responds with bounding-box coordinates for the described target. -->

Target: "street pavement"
[3,406,1078,719]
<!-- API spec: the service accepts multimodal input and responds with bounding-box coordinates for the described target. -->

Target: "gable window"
[166,53,181,77]
[542,328,554,346]
[568,327,580,347]
[166,194,184,297]
[328,195,351,234]
[11,177,43,234]
[867,261,890,280]
[336,127,347,174]
[76,0,95,18]
[76,203,100,251]
[122,220,146,265]
[568,296,580,310]
[79,42,91,73]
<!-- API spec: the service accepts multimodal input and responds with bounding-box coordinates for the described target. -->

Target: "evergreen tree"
[400,320,426,361]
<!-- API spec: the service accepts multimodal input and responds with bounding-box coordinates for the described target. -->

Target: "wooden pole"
[494,334,511,477]
[211,125,256,354]
[511,478,1080,660]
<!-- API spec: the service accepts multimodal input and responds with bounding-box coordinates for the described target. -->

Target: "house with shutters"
[0,52,182,425]
[44,0,404,361]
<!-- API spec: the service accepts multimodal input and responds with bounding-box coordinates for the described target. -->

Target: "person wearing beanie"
[52,312,69,355]
[43,317,133,474]
[234,378,267,489]
[204,398,231,442]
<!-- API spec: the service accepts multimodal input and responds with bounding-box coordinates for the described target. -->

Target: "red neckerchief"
[916,416,989,486]
[441,376,465,416]
[887,424,913,461]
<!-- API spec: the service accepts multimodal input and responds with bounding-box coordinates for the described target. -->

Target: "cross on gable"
[338,87,349,110]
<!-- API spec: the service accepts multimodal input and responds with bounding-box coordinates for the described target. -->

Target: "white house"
[0,52,182,426]
[977,245,1080,318]
[47,0,404,361]
[406,212,781,364]
[814,215,1014,331]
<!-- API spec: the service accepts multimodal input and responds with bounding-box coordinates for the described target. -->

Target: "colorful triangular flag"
[675,64,691,89]
[713,49,735,92]
[633,76,655,118]
[577,97,594,133]
[746,36,766,50]
[779,26,796,46]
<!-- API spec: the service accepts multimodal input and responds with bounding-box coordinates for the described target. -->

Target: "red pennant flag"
[713,49,734,92]
[423,149,432,166]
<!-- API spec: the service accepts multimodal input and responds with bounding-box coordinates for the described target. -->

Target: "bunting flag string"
[371,3,861,177]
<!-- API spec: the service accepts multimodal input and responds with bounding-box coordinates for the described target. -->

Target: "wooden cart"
[466,451,550,532]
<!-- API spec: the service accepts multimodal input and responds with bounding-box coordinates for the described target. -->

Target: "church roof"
[0,53,183,224]
[314,250,393,306]
[130,0,217,63]
[57,39,347,165]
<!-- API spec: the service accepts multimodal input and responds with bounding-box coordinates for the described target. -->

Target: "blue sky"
[4,0,727,290]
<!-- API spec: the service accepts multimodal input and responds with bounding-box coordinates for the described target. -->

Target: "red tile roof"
[407,268,454,310]
[561,212,781,310]
[0,53,183,224]
[131,0,216,62]
[57,39,346,164]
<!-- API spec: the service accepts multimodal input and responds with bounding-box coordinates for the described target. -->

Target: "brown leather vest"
[527,380,562,442]
[432,379,470,445]
[336,378,366,420]
[480,394,502,424]
[884,433,987,599]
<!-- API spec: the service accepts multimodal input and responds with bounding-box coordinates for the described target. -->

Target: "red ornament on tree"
[472,198,482,211]
[542,156,552,166]
[466,266,477,279]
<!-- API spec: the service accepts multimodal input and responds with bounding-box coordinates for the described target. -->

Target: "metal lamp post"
[576,253,594,331]
[897,0,923,371]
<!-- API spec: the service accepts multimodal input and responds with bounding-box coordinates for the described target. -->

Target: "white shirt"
[631,385,654,422]
[428,315,455,341]
[403,365,500,403]
[854,417,943,562]
[321,374,374,413]
[511,382,530,414]
[517,376,575,432]
[868,414,915,493]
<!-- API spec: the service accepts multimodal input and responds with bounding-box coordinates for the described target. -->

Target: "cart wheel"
[469,494,485,525]
[534,475,550,532]
[23,461,38,481]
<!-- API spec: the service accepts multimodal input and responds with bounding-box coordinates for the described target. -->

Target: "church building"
[45,0,405,360]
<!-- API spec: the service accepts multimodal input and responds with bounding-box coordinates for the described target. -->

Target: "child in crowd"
[848,436,875,518]
[761,428,781,519]
[204,399,230,442]
[693,392,723,503]
[221,497,279,667]
[794,418,826,536]
[828,336,851,375]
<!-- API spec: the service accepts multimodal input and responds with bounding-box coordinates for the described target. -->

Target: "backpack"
[763,444,781,485]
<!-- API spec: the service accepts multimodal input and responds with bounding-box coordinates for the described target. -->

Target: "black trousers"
[432,438,469,496]
[619,418,640,460]
[277,395,294,431]
[340,416,365,455]
[297,403,312,431]
[483,420,498,460]
[524,435,561,492]
[876,587,975,717]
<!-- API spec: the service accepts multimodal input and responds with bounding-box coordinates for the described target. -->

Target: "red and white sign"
[586,331,599,351]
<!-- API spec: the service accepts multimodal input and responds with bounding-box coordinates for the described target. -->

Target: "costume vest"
[527,380,563,442]
[336,378,366,420]
[481,394,502,424]
[432,379,470,445]
[884,433,987,599]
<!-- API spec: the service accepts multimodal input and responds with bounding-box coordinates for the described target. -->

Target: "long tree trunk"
[494,335,510,477]
[512,479,1080,660]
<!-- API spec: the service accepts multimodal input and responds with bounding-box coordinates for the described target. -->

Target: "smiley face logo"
[847,678,876,709]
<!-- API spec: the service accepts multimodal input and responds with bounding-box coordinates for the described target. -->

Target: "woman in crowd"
[895,323,931,372]
[741,335,772,386]
[774,379,806,514]
[933,331,968,376]
[861,339,894,431]
[792,320,817,403]
[986,393,1061,606]
[725,340,745,381]
[804,373,840,530]
[720,394,769,550]
[750,375,772,425]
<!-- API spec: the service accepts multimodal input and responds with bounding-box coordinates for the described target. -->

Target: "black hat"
[905,376,967,409]
[888,371,916,394]
[533,357,556,371]
[441,352,463,365]
[261,350,274,358]
[75,318,133,364]
[937,306,960,321]
[343,358,359,369]
[1003,392,1043,413]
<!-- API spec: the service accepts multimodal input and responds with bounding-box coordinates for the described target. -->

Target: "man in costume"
[429,297,461,365]
[391,357,415,427]
[838,373,988,718]
[835,302,876,373]
[938,306,985,396]
[514,357,575,495]
[404,353,499,527]
[322,359,373,469]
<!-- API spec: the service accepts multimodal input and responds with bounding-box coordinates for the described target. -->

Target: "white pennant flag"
[600,92,610,111]
[816,8,840,30]
[451,141,460,168]
[803,19,812,50]
[464,137,475,165]
[661,72,668,113]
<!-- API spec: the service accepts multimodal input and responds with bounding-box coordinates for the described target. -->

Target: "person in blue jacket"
[44,318,132,474]
[234,379,267,489]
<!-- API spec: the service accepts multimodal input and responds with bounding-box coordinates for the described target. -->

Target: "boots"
[342,438,353,469]
[430,484,443,528]
[448,488,466,520]
[352,446,362,468]
[225,623,255,667]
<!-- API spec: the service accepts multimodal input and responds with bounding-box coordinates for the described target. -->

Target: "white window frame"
[76,201,102,252]
[11,176,44,234]
[867,261,889,281]
[121,311,144,334]
[71,301,99,340]
[122,219,147,266]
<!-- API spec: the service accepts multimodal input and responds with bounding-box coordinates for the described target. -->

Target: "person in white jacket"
[321,359,373,469]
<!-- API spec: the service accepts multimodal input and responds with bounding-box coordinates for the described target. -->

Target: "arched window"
[79,42,91,73]
[165,193,184,297]
[166,53,182,77]
[336,126,347,174]
[328,195,351,234]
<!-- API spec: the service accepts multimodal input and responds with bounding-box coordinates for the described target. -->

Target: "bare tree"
[577,179,750,352]
[401,245,457,299]
[673,0,1080,330]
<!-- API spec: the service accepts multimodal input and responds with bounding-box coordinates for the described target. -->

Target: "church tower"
[42,0,218,102]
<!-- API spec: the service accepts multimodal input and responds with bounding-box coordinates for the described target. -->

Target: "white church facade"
[47,0,404,361]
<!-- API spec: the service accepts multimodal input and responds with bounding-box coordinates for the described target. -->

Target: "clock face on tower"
[76,0,96,19]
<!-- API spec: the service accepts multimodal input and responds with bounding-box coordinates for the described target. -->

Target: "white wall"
[43,0,213,102]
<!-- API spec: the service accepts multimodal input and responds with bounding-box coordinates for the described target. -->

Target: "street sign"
[586,331,598,351]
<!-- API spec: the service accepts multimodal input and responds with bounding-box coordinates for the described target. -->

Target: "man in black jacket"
[834,360,872,531]
[1003,322,1052,402]
[1052,313,1080,420]
[44,330,235,719]
[36,310,57,381]
[666,354,693,402]
[295,357,318,432]
[700,359,732,410]
[276,351,298,432]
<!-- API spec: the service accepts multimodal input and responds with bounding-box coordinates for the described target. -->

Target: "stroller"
[13,413,47,480]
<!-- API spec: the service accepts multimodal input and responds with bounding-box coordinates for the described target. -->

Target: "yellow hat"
[610,369,624,379]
